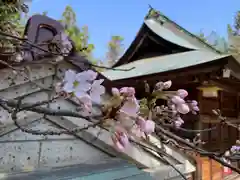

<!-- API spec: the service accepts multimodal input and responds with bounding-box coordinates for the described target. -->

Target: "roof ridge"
[145,8,222,54]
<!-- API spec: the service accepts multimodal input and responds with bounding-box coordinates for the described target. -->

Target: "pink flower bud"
[127,87,135,96]
[111,88,120,97]
[136,116,146,128]
[177,104,190,114]
[192,106,199,112]
[175,121,183,128]
[177,89,188,99]
[171,96,185,105]
[163,80,172,89]
[142,120,155,134]
[120,87,128,94]
[191,100,198,106]
[114,141,125,152]
[111,131,129,152]
[174,117,184,127]
[118,132,129,147]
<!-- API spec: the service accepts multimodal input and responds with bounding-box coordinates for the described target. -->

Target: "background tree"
[106,35,124,66]
[197,31,228,53]
[0,1,29,51]
[59,5,94,59]
[227,11,240,61]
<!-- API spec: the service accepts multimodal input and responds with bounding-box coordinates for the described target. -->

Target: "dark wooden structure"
[102,8,240,153]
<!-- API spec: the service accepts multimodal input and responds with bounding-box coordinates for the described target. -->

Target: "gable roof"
[103,50,229,81]
[113,9,221,67]
[146,9,221,53]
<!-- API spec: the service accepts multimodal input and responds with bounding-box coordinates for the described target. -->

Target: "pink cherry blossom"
[231,145,240,152]
[127,87,135,96]
[177,104,190,114]
[78,95,92,115]
[111,131,129,152]
[174,117,184,127]
[171,96,185,105]
[136,116,146,128]
[118,132,129,146]
[120,87,135,97]
[136,117,155,134]
[188,100,199,114]
[114,141,125,152]
[120,97,140,117]
[143,120,155,134]
[119,87,128,94]
[111,88,120,97]
[177,89,188,99]
[191,100,198,106]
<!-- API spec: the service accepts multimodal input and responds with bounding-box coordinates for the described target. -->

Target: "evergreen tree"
[59,5,94,58]
[106,35,124,66]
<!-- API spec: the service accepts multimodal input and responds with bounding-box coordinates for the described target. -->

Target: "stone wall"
[0,61,112,173]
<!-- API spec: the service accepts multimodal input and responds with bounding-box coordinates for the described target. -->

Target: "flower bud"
[127,87,135,96]
[191,100,198,106]
[163,80,172,89]
[111,88,120,97]
[155,81,164,91]
[171,96,185,105]
[177,104,190,114]
[177,89,188,99]
[136,116,146,128]
[143,120,155,134]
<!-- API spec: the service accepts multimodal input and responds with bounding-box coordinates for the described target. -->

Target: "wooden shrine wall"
[199,90,240,152]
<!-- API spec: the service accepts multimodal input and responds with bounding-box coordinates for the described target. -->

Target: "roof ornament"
[146,5,165,25]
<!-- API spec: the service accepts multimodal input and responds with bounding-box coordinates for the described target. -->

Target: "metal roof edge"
[145,8,222,54]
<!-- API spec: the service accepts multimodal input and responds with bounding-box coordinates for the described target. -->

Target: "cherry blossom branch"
[0,97,99,120]
[9,97,102,135]
[161,122,217,133]
[0,31,135,71]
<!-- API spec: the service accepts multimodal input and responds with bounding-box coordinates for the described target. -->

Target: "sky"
[28,0,240,60]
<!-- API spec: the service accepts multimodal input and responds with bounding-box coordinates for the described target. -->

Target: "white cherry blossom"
[90,79,105,104]
[62,70,98,98]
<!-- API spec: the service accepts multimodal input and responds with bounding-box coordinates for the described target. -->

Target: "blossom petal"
[75,71,90,82]
[85,70,98,81]
[74,90,88,99]
[114,141,125,152]
[177,104,190,114]
[112,88,120,97]
[120,97,139,116]
[92,79,104,87]
[62,82,74,93]
[90,91,102,104]
[75,82,92,92]
[64,70,76,83]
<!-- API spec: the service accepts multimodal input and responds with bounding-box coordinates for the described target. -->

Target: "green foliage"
[106,35,124,66]
[0,1,29,50]
[227,24,233,34]
[228,11,240,36]
[196,31,228,53]
[60,5,94,58]
[234,11,240,35]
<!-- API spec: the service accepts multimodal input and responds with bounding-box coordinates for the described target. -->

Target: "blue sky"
[29,0,240,59]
